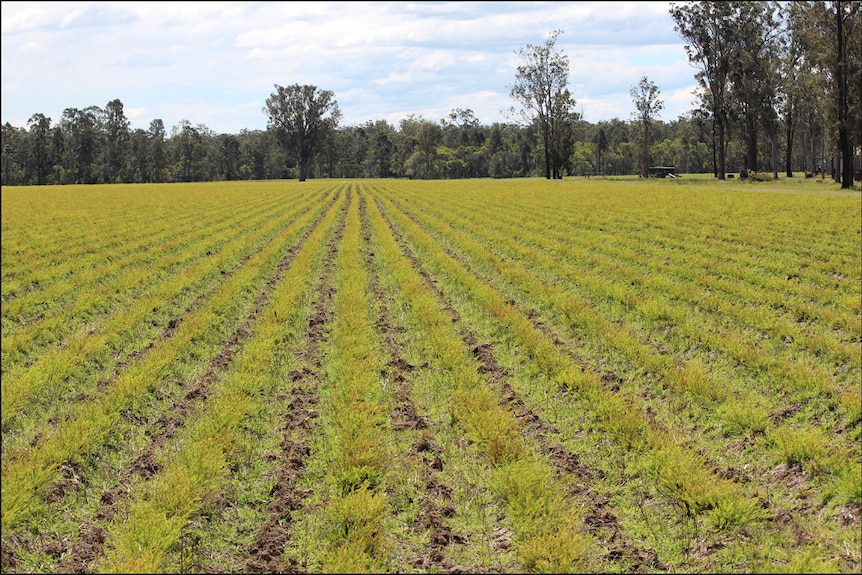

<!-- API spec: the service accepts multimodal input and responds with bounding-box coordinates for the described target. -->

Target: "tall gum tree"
[789,1,859,187]
[103,98,130,184]
[264,84,341,182]
[728,2,783,177]
[630,75,664,178]
[670,1,736,179]
[509,29,577,180]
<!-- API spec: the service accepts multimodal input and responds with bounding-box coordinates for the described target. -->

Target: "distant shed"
[649,166,677,178]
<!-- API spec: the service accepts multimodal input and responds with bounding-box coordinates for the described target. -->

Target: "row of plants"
[1,178,858,573]
[1,189,322,439]
[394,183,860,421]
[308,188,393,571]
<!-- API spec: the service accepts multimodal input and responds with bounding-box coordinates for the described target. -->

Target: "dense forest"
[2,1,859,187]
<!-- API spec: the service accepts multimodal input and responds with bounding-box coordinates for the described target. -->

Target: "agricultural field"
[1,176,860,574]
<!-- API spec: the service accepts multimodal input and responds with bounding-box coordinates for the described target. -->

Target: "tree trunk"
[745,111,758,174]
[542,122,551,179]
[771,130,779,180]
[785,108,794,177]
[836,0,853,188]
[712,119,718,177]
[716,120,727,179]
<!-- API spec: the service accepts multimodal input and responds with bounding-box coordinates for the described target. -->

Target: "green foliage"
[759,546,841,574]
[318,543,386,574]
[452,386,524,465]
[328,409,390,473]
[644,445,734,517]
[639,297,675,323]
[100,501,186,573]
[515,518,591,574]
[706,494,768,530]
[335,466,383,496]
[492,458,591,572]
[745,170,775,182]
[838,389,862,426]
[594,393,648,449]
[676,359,730,404]
[830,458,862,504]
[717,397,770,436]
[320,487,388,570]
[264,84,341,181]
[492,460,558,528]
[769,424,830,474]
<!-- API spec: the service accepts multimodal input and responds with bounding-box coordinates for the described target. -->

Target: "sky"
[1,1,701,135]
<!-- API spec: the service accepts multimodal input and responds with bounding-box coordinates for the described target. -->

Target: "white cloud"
[124,106,148,123]
[375,73,412,86]
[1,3,61,33]
[1,1,697,133]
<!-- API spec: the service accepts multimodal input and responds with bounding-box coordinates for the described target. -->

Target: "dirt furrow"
[359,191,480,573]
[240,190,349,574]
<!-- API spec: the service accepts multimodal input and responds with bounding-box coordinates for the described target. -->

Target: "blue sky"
[1,1,700,134]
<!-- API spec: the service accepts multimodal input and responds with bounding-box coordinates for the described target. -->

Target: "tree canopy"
[509,29,579,180]
[264,84,342,182]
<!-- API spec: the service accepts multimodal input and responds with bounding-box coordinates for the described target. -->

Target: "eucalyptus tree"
[403,118,443,179]
[548,88,580,178]
[440,108,487,177]
[595,124,609,175]
[127,128,149,183]
[510,29,577,179]
[103,98,130,183]
[58,107,100,184]
[27,113,52,185]
[264,84,341,182]
[596,118,634,175]
[777,2,836,177]
[148,119,167,183]
[790,1,859,187]
[485,122,526,179]
[320,126,361,178]
[236,129,269,181]
[443,108,485,148]
[630,75,664,177]
[367,121,396,178]
[50,122,66,184]
[780,2,808,177]
[724,2,785,176]
[170,120,208,182]
[57,109,79,183]
[1,122,27,185]
[670,1,738,178]
[218,134,242,181]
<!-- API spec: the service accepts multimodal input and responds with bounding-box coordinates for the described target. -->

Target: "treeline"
[2,0,859,186]
[0,104,842,186]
